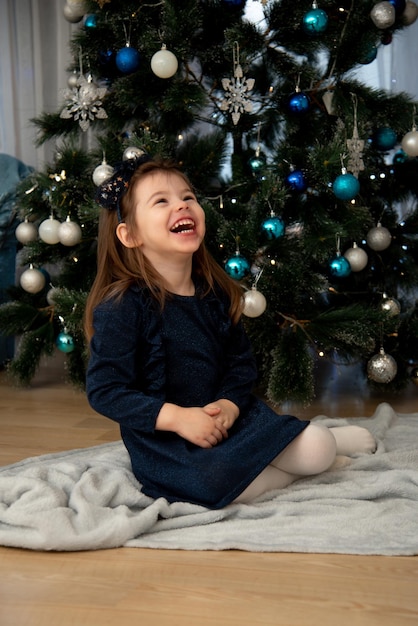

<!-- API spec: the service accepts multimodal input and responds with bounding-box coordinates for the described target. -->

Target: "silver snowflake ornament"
[60,74,108,132]
[220,62,255,126]
[346,133,365,178]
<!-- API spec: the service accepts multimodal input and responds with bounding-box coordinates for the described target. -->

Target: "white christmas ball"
[20,266,46,294]
[46,287,60,305]
[343,243,368,272]
[123,146,145,161]
[401,129,418,157]
[58,217,82,246]
[367,348,397,383]
[402,1,418,24]
[92,162,114,186]
[151,45,178,79]
[243,288,267,318]
[38,216,61,244]
[63,3,84,22]
[366,224,392,251]
[15,220,38,245]
[370,1,396,28]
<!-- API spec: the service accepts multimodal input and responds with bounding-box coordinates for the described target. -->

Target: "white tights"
[234,423,376,504]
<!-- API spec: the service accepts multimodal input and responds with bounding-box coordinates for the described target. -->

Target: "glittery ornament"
[15,219,38,245]
[60,74,107,132]
[58,216,83,246]
[366,224,392,251]
[92,159,114,186]
[343,242,368,271]
[332,171,360,200]
[20,265,46,294]
[370,1,396,28]
[367,347,397,383]
[220,42,254,125]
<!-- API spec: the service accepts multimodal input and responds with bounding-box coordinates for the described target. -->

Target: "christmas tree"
[1,0,418,404]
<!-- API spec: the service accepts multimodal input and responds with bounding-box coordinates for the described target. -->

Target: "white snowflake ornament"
[220,43,254,125]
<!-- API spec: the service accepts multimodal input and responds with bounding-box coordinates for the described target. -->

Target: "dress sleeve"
[86,291,165,433]
[214,319,258,411]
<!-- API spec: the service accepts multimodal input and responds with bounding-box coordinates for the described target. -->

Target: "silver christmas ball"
[366,224,392,251]
[243,288,267,318]
[343,243,368,272]
[402,1,418,24]
[63,3,84,23]
[367,348,397,383]
[370,1,396,28]
[381,295,401,316]
[58,217,82,246]
[123,146,145,161]
[20,266,46,294]
[67,72,78,89]
[15,219,38,245]
[38,216,61,244]
[46,287,60,305]
[92,161,114,186]
[151,45,178,79]
[401,129,418,157]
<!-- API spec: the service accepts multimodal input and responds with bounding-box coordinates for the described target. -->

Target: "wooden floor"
[0,354,417,626]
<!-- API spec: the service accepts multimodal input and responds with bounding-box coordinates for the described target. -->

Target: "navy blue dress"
[86,283,309,508]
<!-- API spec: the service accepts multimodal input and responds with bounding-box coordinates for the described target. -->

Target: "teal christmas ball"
[332,172,360,200]
[329,255,351,278]
[248,154,266,174]
[225,254,250,280]
[56,331,75,353]
[374,127,397,151]
[393,149,408,164]
[261,216,285,240]
[302,8,329,34]
[116,46,141,73]
[288,92,310,114]
[84,14,97,28]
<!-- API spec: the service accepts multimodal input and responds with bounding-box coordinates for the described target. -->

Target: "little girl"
[85,155,376,509]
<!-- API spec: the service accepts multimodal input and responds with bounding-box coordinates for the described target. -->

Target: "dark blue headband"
[95,153,152,222]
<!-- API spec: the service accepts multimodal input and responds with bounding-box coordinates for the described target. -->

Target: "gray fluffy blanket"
[0,402,417,554]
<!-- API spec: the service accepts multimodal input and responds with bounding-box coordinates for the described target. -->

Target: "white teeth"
[170,219,195,232]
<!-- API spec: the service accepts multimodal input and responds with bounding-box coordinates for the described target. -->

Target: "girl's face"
[116,170,206,266]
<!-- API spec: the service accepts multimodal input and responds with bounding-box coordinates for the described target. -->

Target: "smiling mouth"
[170,219,196,234]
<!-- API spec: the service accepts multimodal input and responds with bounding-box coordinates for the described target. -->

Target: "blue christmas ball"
[84,14,97,29]
[389,0,406,14]
[116,46,141,73]
[261,216,285,240]
[332,173,360,200]
[288,91,310,114]
[302,8,329,34]
[374,127,397,151]
[329,255,351,278]
[286,169,307,191]
[225,254,250,280]
[56,331,75,354]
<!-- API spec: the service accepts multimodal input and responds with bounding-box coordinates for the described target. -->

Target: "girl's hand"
[203,399,240,430]
[156,403,228,448]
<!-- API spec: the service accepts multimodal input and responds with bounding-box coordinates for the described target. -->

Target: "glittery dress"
[87,284,309,509]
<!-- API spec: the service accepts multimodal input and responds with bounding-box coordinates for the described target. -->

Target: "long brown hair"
[84,158,244,342]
